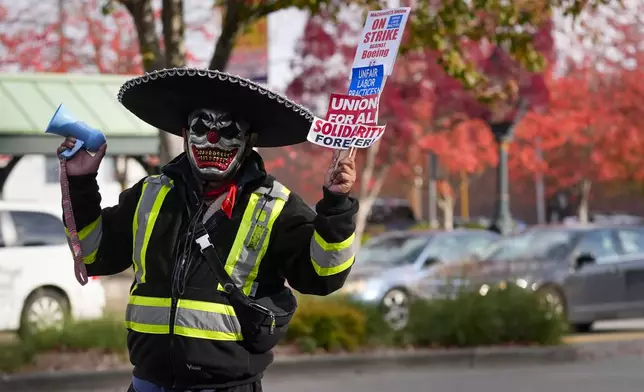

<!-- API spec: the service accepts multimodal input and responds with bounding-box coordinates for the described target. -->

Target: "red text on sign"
[362,29,399,44]
[310,119,385,139]
[371,18,386,30]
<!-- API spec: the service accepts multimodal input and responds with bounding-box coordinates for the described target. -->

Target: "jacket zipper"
[171,190,201,388]
[169,242,182,388]
[169,201,192,387]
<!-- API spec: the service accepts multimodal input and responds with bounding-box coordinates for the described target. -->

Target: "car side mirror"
[575,252,596,269]
[423,257,440,268]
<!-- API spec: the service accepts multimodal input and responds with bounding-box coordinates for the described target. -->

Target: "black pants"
[126,380,262,392]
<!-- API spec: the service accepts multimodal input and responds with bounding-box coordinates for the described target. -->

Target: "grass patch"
[0,316,126,374]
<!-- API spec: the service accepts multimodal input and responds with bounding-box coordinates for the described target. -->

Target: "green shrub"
[404,284,568,348]
[285,296,367,352]
[0,341,36,373]
[0,316,126,374]
[27,317,127,352]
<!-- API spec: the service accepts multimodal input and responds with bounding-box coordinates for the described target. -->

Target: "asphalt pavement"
[86,354,644,392]
[262,355,644,392]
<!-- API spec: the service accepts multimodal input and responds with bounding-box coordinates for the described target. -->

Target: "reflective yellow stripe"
[125,320,170,334]
[177,298,236,315]
[242,196,288,295]
[218,182,290,296]
[131,181,149,285]
[310,232,357,276]
[174,326,242,341]
[125,295,171,334]
[65,216,103,264]
[141,185,172,283]
[83,248,98,265]
[65,216,102,241]
[313,231,355,252]
[125,295,243,340]
[311,255,355,276]
[132,175,174,285]
[129,295,172,307]
[220,193,260,292]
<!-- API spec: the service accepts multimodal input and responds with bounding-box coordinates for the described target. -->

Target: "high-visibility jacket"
[63,152,359,389]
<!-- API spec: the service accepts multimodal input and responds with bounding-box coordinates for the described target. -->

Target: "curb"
[0,345,579,391]
[267,345,579,375]
[8,337,644,390]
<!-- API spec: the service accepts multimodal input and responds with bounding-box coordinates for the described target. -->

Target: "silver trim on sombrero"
[117,66,315,121]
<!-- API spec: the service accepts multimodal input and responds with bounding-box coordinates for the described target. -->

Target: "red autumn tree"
[285,10,423,241]
[285,8,554,236]
[0,0,141,73]
[513,4,644,222]
[411,18,553,228]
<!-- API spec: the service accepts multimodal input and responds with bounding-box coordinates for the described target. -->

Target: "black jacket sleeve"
[63,172,144,277]
[268,186,359,296]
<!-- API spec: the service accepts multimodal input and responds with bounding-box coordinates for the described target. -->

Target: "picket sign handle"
[331,74,388,172]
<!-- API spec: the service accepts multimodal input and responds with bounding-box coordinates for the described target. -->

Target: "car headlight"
[515,278,529,289]
[342,280,367,294]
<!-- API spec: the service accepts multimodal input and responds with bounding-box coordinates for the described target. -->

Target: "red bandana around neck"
[204,182,238,219]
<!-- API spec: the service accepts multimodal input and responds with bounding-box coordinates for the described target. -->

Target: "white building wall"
[4,155,148,210]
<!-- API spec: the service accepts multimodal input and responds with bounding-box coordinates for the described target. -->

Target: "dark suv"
[473,224,644,332]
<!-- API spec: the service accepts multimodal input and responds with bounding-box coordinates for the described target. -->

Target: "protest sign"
[326,93,379,125]
[307,117,386,150]
[348,65,385,96]
[351,7,411,75]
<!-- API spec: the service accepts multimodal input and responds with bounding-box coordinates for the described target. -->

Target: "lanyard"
[59,158,89,286]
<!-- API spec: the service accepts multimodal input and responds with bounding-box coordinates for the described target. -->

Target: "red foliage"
[283,10,554,204]
[0,0,141,74]
[520,61,644,194]
[0,0,216,75]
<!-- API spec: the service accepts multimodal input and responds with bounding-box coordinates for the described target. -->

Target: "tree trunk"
[162,0,186,68]
[114,155,129,192]
[578,179,592,224]
[158,0,187,164]
[124,0,165,71]
[354,140,392,245]
[438,195,454,231]
[208,0,244,70]
[355,167,389,246]
[408,164,423,221]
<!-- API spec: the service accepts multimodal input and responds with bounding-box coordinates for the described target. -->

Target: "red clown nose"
[207,131,220,144]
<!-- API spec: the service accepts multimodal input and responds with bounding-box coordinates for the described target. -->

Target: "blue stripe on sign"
[348,64,384,97]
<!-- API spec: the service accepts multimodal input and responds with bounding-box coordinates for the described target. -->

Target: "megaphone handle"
[59,139,85,159]
[59,159,89,286]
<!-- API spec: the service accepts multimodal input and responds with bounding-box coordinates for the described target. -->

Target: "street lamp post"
[487,99,527,236]
[488,121,515,235]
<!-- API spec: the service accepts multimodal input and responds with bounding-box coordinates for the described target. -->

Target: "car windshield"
[481,229,575,261]
[357,235,429,266]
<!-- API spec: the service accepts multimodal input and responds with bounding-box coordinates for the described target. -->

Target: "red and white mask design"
[185,109,249,181]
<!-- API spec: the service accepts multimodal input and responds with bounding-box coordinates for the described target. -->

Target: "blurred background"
[3,0,644,391]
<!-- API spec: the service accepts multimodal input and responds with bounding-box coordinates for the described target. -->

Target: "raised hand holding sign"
[305,7,411,173]
[324,155,356,194]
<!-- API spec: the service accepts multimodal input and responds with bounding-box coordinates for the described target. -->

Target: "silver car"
[341,229,500,329]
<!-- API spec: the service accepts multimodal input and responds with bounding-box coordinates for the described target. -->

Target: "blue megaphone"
[45,103,107,159]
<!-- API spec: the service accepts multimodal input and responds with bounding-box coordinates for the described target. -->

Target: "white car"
[0,201,106,337]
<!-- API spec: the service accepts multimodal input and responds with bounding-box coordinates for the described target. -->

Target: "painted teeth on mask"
[196,149,232,162]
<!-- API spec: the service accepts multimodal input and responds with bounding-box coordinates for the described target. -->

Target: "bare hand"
[324,154,356,194]
[56,136,107,176]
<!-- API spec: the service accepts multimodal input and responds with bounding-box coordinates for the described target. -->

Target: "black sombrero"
[117,67,315,148]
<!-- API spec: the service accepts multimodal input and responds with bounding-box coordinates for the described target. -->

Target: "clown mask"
[185,109,250,181]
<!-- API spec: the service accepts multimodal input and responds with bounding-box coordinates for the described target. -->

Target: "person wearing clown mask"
[56,68,358,392]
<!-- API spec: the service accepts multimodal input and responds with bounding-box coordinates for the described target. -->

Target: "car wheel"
[537,286,567,317]
[19,287,70,338]
[381,288,410,331]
